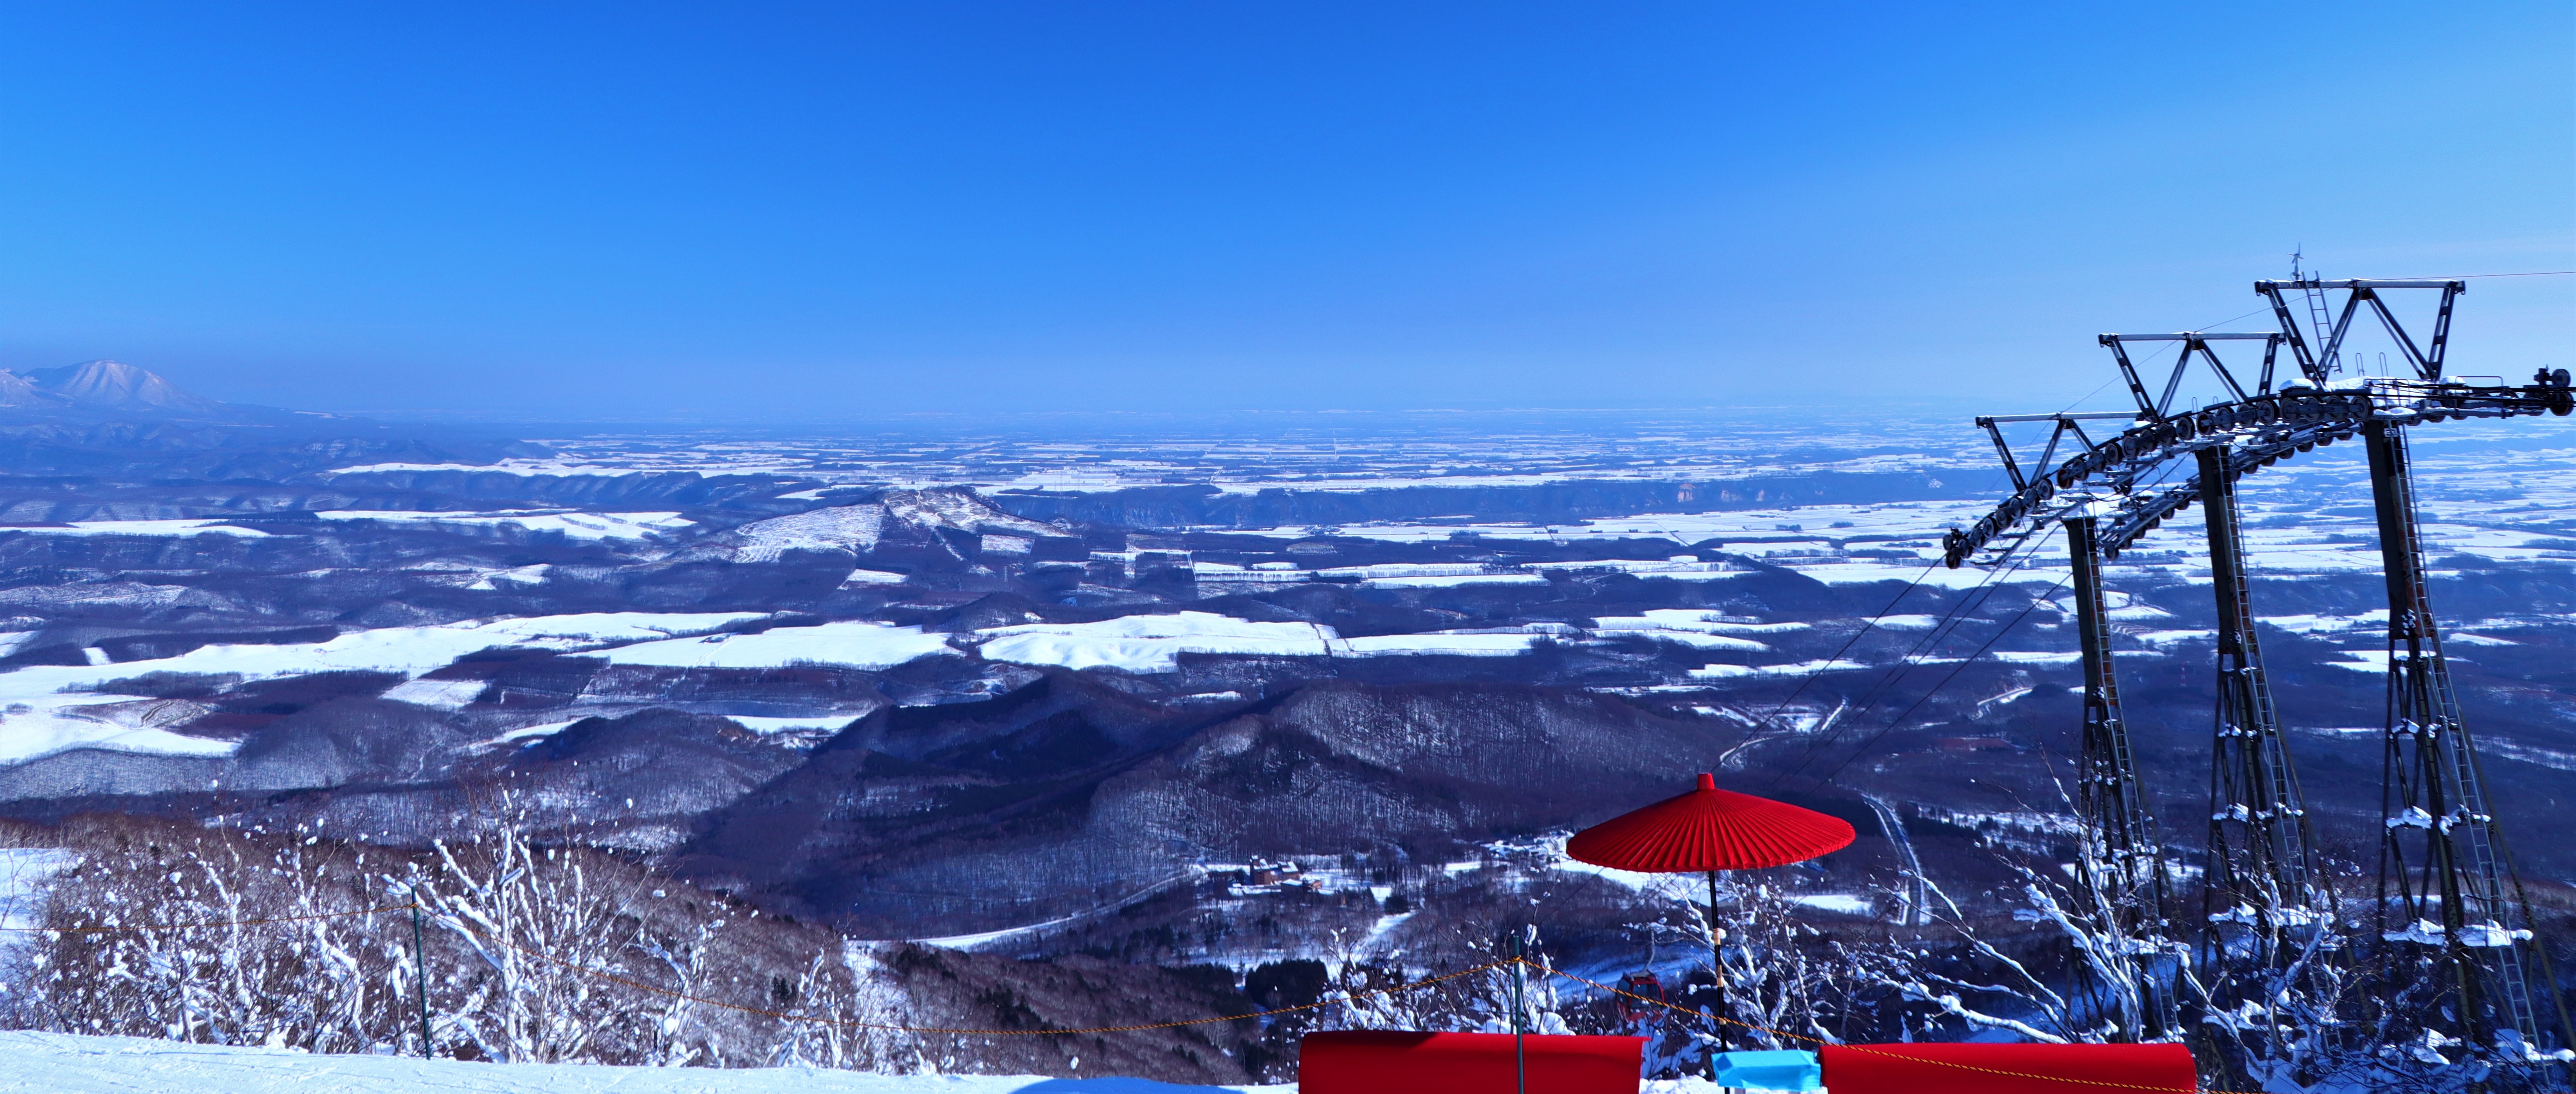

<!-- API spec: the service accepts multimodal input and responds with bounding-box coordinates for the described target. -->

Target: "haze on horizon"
[0,3,2568,424]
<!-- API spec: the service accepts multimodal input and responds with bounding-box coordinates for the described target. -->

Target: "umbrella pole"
[1706,869,1728,1055]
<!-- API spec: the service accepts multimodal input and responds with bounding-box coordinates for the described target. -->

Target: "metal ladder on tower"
[2446,707,2542,1042]
[2397,477,2541,1042]
[2291,252,2341,377]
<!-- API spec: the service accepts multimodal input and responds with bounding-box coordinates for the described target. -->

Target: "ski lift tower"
[1970,410,2180,1041]
[1947,270,2576,1084]
[2256,275,2571,1071]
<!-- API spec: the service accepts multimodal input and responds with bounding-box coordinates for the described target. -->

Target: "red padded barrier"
[1819,1041,2197,1094]
[1300,1031,1646,1094]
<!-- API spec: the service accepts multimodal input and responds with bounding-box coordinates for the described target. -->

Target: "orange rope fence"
[1532,958,2235,1094]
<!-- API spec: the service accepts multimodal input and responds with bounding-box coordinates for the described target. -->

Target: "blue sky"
[0,3,2567,421]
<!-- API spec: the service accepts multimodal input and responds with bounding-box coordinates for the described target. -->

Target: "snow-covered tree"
[2,810,902,1072]
[2,819,412,1053]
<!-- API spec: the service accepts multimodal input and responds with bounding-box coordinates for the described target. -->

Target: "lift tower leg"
[2066,516,2176,1040]
[2194,447,2329,973]
[2363,420,2567,1071]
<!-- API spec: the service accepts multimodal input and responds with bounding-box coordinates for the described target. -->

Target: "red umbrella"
[1569,773,1856,871]
[1568,773,1856,1048]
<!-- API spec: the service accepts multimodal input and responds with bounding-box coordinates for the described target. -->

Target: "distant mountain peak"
[0,369,53,410]
[21,360,226,413]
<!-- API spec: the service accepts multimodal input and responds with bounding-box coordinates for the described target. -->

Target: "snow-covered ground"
[0,1032,1742,1094]
[0,1032,1288,1094]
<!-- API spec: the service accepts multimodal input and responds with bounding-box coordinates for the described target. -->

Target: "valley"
[0,365,2572,1077]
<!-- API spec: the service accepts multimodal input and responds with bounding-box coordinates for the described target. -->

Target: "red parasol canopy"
[1567,773,1856,872]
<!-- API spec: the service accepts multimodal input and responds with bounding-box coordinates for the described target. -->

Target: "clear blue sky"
[0,3,2567,421]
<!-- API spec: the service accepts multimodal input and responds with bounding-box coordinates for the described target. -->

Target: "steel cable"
[1807,571,2074,787]
[1765,528,2055,787]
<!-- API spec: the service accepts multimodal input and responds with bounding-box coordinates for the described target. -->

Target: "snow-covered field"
[0,612,765,763]
[603,621,960,670]
[6,416,2569,777]
[967,612,1543,674]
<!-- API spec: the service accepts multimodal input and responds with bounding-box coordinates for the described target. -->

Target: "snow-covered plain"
[523,408,1993,496]
[9,429,2568,767]
[324,460,658,477]
[315,510,694,542]
[0,519,268,538]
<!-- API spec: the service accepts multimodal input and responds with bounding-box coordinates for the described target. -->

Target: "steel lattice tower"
[1947,274,2576,1084]
[2364,420,2569,1065]
[2066,516,2178,1040]
[2193,446,2332,969]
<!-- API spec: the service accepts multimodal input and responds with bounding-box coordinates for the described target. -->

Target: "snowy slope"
[0,1032,1291,1094]
[0,612,765,763]
[601,621,959,669]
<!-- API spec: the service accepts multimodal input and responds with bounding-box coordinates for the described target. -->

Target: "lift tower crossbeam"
[2256,278,2464,384]
[2100,333,2286,420]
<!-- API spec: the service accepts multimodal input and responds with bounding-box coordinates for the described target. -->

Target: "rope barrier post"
[409,898,431,1061]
